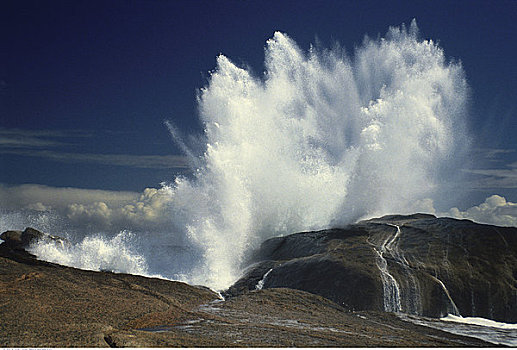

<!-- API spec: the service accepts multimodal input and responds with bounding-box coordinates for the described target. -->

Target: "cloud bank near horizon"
[445,195,517,227]
[0,184,175,234]
[1,184,516,236]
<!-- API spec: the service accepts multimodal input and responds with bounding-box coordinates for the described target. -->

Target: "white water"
[384,224,422,314]
[441,314,517,330]
[16,20,469,290]
[255,268,273,290]
[432,276,461,316]
[369,228,402,312]
[164,21,468,289]
[369,223,459,316]
[28,230,152,277]
[401,314,517,347]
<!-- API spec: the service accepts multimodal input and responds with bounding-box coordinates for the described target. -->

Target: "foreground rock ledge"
[0,234,491,347]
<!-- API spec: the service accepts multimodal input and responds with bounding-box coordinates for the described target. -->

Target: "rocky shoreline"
[0,225,501,347]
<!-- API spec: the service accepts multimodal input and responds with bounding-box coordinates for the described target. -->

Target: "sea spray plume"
[340,20,469,221]
[165,120,203,170]
[167,20,469,289]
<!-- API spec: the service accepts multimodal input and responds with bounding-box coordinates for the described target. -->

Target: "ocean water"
[5,20,469,290]
[400,314,517,346]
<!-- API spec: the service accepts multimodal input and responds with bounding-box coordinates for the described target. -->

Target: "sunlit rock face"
[226,214,517,323]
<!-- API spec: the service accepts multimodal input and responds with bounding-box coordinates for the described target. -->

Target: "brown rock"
[0,237,492,347]
[0,253,218,347]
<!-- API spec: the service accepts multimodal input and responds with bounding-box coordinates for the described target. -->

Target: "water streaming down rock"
[255,268,273,290]
[368,224,426,314]
[368,228,402,312]
[385,225,423,314]
[431,275,461,316]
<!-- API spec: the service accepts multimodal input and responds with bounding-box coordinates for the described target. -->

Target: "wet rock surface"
[0,226,494,347]
[228,214,517,322]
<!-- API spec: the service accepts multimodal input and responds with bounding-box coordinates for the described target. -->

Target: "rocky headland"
[1,215,515,347]
[228,214,517,322]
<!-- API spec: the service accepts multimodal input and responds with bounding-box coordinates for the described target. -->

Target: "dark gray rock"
[227,214,517,322]
[1,227,67,250]
[0,227,69,265]
[0,227,62,249]
[0,227,45,249]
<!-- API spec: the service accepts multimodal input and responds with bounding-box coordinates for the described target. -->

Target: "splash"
[166,20,469,289]
[28,230,151,276]
[15,21,470,290]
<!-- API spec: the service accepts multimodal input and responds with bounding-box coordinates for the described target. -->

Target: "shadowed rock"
[1,227,45,249]
[0,227,68,265]
[227,214,517,323]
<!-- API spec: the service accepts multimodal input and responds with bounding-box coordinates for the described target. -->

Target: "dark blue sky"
[1,0,516,205]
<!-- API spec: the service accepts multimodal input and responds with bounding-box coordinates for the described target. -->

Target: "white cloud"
[464,168,517,190]
[0,136,63,148]
[0,128,90,138]
[445,195,517,227]
[0,184,138,211]
[67,202,114,228]
[406,198,436,214]
[0,184,175,233]
[26,202,49,211]
[2,183,516,238]
[0,127,90,148]
[462,148,517,189]
[406,194,517,228]
[61,186,175,231]
[472,148,515,162]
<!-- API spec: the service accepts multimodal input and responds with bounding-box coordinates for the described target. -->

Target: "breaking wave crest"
[165,20,469,289]
[28,231,151,276]
[20,21,470,290]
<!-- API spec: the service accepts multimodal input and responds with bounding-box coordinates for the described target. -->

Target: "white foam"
[28,230,151,276]
[400,314,517,347]
[441,314,517,330]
